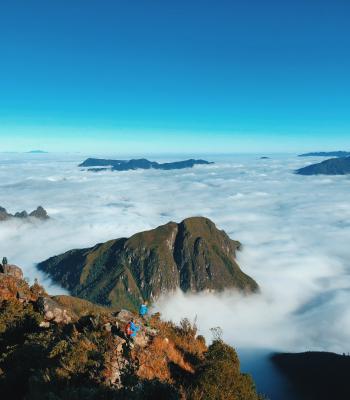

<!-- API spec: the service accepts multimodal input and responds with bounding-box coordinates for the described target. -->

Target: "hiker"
[125,318,140,340]
[0,257,8,274]
[139,301,148,319]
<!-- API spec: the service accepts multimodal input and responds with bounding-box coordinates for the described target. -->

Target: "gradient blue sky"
[0,0,349,153]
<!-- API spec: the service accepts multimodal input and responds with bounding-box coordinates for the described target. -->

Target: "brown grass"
[134,336,194,382]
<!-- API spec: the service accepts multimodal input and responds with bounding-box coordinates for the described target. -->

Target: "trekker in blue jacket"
[125,318,140,339]
[139,301,148,318]
[129,320,140,338]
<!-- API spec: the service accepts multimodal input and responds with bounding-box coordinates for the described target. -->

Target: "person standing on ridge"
[139,301,148,319]
[139,301,150,326]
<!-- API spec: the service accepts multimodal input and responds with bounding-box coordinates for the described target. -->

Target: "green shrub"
[188,340,261,400]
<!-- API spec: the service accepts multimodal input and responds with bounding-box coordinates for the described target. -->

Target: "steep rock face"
[38,217,258,309]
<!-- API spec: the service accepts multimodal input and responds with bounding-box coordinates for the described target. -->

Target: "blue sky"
[0,0,349,153]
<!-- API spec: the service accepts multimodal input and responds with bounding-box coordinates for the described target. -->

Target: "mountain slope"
[38,217,258,309]
[296,157,350,175]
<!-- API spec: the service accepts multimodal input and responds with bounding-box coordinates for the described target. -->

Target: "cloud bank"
[1,152,350,355]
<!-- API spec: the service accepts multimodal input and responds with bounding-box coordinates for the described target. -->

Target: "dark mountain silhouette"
[37,217,258,309]
[296,157,350,175]
[79,158,213,171]
[272,351,350,400]
[298,151,350,157]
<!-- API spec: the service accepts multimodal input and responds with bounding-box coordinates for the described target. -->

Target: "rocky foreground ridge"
[0,262,263,400]
[0,206,49,221]
[38,217,258,310]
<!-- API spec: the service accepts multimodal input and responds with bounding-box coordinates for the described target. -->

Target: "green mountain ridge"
[38,217,258,309]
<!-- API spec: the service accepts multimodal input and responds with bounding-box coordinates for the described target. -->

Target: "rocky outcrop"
[1,264,24,279]
[38,217,259,309]
[0,265,36,302]
[0,206,49,221]
[37,296,73,324]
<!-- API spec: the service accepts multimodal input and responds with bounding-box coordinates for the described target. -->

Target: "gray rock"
[37,296,72,324]
[116,309,134,323]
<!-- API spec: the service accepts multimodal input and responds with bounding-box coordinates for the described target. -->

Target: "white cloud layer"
[1,152,350,356]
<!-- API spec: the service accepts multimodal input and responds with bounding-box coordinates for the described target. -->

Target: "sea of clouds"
[1,152,350,360]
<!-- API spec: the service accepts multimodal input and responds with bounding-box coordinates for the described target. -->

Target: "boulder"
[116,309,134,323]
[134,330,149,348]
[37,296,72,324]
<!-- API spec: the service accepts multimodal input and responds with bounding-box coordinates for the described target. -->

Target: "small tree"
[2,257,8,266]
[189,340,261,400]
[210,326,223,342]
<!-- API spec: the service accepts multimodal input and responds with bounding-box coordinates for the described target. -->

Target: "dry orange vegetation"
[0,266,263,399]
[135,335,194,382]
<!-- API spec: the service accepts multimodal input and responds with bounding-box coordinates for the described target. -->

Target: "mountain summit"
[0,206,49,222]
[38,217,258,309]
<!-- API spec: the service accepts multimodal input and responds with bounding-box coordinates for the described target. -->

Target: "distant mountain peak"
[0,206,50,222]
[298,151,350,157]
[79,157,213,172]
[38,216,258,309]
[296,157,350,175]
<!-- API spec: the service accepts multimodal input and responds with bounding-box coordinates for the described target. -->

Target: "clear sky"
[0,0,349,153]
